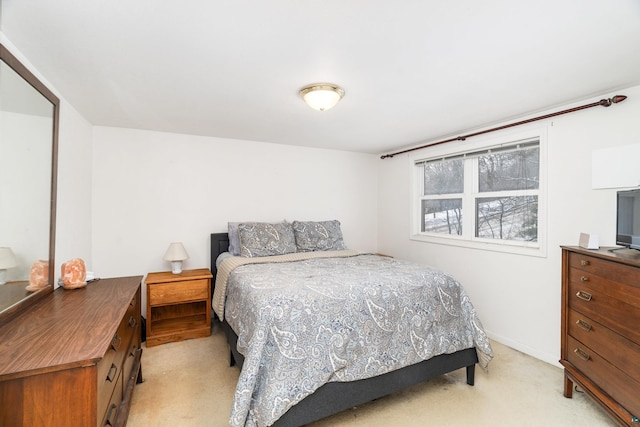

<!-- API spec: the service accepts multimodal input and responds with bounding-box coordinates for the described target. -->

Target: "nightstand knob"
[580,260,590,266]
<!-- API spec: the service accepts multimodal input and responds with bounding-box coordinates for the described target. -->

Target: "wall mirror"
[0,44,59,324]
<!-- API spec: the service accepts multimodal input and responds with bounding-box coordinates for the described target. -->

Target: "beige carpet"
[127,322,616,427]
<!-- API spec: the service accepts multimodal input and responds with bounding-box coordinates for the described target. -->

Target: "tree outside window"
[418,140,540,245]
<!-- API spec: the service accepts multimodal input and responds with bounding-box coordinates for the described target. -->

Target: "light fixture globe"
[299,83,345,111]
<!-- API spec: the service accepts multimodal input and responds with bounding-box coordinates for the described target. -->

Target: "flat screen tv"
[616,189,640,250]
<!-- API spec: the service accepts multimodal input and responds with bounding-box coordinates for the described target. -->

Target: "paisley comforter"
[219,252,493,427]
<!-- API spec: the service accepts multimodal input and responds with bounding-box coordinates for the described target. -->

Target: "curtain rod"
[380,95,627,159]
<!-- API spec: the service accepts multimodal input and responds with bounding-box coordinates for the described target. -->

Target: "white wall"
[91,126,379,283]
[55,101,94,278]
[378,85,640,366]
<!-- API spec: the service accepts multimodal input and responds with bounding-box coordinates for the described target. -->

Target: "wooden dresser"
[561,246,640,426]
[0,276,143,427]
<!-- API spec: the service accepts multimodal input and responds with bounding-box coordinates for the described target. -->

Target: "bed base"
[223,321,477,427]
[211,232,479,427]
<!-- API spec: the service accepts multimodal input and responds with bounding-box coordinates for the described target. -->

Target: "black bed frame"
[210,232,478,427]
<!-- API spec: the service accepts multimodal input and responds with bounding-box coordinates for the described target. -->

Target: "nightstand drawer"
[149,279,209,305]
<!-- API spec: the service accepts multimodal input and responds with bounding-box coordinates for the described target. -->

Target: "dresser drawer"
[122,330,141,392]
[566,336,640,419]
[98,293,139,419]
[568,277,640,345]
[114,305,137,365]
[100,370,123,427]
[568,309,640,384]
[97,328,126,418]
[149,279,209,306]
[568,252,640,288]
[568,263,640,309]
[97,357,121,422]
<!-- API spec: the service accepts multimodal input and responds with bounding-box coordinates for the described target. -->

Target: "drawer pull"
[631,416,639,423]
[111,334,122,351]
[106,363,118,382]
[104,403,118,426]
[574,348,590,361]
[576,291,592,301]
[128,316,137,328]
[576,319,592,331]
[580,275,589,282]
[580,259,590,266]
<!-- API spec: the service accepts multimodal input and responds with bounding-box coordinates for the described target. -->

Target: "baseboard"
[486,330,561,368]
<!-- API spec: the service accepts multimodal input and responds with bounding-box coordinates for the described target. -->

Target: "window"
[413,135,544,255]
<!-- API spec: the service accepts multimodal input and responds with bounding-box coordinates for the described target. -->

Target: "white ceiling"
[2,0,640,155]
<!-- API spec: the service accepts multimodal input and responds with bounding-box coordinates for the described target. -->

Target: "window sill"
[410,233,547,258]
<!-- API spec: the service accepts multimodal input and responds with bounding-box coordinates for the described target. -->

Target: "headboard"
[210,232,230,283]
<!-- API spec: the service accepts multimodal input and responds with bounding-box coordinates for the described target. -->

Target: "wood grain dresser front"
[0,276,143,427]
[561,246,640,426]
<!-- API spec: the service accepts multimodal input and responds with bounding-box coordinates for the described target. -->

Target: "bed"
[210,223,493,427]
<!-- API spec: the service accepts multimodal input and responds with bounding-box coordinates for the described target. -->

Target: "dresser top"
[561,246,640,268]
[0,276,142,381]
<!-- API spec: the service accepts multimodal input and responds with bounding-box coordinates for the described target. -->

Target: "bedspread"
[221,253,493,427]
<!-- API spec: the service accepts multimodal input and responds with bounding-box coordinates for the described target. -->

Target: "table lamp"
[163,242,189,274]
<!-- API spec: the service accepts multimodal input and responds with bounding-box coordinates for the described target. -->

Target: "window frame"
[410,128,547,257]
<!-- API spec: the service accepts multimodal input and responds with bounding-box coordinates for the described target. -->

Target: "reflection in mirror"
[0,44,58,322]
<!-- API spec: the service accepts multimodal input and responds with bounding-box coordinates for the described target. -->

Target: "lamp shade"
[299,83,345,111]
[163,242,189,261]
[0,247,18,269]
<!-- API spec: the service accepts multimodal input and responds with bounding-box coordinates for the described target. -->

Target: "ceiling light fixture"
[299,83,345,111]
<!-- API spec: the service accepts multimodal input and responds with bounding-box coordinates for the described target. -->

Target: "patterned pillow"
[292,220,347,252]
[227,222,241,256]
[238,222,297,257]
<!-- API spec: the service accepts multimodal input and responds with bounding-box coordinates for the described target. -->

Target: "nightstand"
[145,268,212,347]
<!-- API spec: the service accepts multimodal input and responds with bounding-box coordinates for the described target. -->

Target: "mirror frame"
[0,43,59,324]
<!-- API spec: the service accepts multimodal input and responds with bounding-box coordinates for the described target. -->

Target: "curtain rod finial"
[612,95,627,104]
[600,95,628,107]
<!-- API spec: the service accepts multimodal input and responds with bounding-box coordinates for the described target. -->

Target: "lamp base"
[170,261,183,274]
[0,269,7,285]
